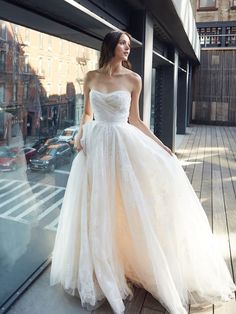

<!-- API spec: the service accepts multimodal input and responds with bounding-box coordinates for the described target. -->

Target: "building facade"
[192,0,236,125]
[0,0,200,311]
[0,20,99,144]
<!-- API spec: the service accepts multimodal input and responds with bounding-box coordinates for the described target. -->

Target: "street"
[0,156,75,232]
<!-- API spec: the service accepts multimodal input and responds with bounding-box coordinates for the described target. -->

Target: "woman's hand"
[74,140,83,153]
[162,145,173,156]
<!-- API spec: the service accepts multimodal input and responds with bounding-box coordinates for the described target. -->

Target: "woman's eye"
[120,41,130,47]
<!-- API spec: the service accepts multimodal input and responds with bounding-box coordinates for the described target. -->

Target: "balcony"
[198,25,236,48]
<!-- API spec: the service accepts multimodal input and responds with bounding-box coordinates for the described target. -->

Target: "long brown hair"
[99,31,132,69]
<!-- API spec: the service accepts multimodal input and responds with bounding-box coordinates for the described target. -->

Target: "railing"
[198,26,236,48]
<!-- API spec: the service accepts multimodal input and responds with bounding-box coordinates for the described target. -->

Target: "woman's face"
[114,33,130,61]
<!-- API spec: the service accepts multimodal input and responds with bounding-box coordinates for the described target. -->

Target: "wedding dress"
[50,89,236,314]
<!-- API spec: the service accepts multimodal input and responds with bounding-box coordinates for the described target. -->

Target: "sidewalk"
[7,125,236,314]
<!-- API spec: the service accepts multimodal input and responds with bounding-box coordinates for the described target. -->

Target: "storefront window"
[0,19,99,309]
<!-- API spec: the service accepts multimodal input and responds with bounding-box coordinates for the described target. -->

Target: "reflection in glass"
[0,19,99,308]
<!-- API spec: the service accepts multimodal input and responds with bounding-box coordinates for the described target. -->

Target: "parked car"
[58,126,79,149]
[29,142,72,172]
[37,137,59,155]
[22,147,38,164]
[32,137,50,151]
[0,146,26,171]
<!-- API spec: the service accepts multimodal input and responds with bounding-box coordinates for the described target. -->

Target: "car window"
[60,146,68,152]
[46,148,57,156]
[62,130,73,136]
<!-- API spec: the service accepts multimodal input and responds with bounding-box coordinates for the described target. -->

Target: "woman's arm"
[128,74,173,156]
[74,72,93,152]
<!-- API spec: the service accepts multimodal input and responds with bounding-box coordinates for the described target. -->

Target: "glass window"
[0,19,99,309]
[39,33,43,49]
[48,58,52,76]
[13,24,18,35]
[24,55,29,73]
[23,82,29,100]
[232,0,236,6]
[199,0,216,8]
[38,57,43,75]
[13,52,19,73]
[0,22,7,40]
[0,83,5,103]
[46,83,51,97]
[48,35,52,51]
[25,28,30,44]
[0,50,6,71]
[13,83,18,102]
[58,83,62,100]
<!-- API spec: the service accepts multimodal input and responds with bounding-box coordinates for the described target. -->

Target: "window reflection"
[0,19,99,308]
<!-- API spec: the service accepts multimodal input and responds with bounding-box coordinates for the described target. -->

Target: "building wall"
[191,0,236,126]
[0,20,99,141]
[195,0,236,22]
[190,0,198,18]
[192,49,236,125]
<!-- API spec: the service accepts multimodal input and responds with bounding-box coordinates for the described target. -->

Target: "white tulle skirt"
[50,121,236,314]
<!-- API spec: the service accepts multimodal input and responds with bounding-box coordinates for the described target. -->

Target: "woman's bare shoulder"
[85,69,100,80]
[123,69,142,92]
[124,68,141,83]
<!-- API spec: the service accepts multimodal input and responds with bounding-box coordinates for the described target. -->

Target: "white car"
[58,126,79,148]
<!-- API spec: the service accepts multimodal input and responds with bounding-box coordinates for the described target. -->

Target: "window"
[13,24,18,35]
[24,55,29,73]
[0,20,100,312]
[13,83,18,102]
[232,0,236,7]
[23,82,29,100]
[39,33,43,49]
[48,58,52,76]
[0,83,5,103]
[46,83,51,97]
[48,35,52,51]
[25,28,30,44]
[58,84,62,95]
[0,51,6,71]
[13,52,19,73]
[198,0,216,9]
[38,57,43,75]
[0,22,7,40]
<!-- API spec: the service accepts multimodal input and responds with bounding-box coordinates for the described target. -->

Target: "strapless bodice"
[89,89,131,123]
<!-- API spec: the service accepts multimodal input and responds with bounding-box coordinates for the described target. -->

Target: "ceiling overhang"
[0,0,200,63]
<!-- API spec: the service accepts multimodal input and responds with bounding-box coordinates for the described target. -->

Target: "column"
[177,62,188,134]
[129,10,153,125]
[154,49,179,152]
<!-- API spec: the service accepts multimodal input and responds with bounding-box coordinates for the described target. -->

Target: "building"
[192,0,236,125]
[0,0,200,312]
[0,20,99,144]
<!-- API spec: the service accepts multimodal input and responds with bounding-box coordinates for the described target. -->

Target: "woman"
[50,31,236,314]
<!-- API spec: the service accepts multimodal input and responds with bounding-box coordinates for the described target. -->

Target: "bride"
[50,30,236,314]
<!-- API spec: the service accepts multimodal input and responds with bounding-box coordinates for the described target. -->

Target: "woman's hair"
[99,31,132,69]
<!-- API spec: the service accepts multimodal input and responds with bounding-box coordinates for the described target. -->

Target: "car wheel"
[49,164,55,172]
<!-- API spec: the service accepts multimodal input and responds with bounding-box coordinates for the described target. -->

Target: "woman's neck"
[102,60,123,76]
